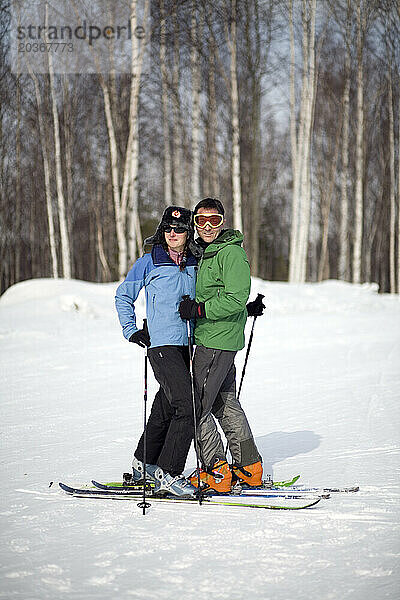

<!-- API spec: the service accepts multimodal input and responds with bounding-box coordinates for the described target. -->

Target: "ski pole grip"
[143,318,149,337]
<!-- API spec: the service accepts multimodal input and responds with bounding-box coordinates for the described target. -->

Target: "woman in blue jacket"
[115,206,199,497]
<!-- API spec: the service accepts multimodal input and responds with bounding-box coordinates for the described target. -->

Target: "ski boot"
[232,460,263,488]
[153,467,196,498]
[189,459,232,493]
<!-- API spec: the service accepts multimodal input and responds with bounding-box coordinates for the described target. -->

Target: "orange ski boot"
[190,460,232,493]
[232,461,263,487]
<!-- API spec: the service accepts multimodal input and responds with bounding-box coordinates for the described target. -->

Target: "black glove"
[178,297,206,320]
[246,294,265,317]
[129,328,150,347]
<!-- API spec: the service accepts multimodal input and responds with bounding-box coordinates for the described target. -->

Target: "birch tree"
[352,0,365,284]
[288,0,316,283]
[25,66,58,279]
[228,0,243,231]
[76,0,149,277]
[388,61,396,293]
[160,0,172,206]
[396,4,400,295]
[338,0,352,281]
[172,4,185,205]
[191,1,201,203]
[46,3,71,278]
[205,34,219,199]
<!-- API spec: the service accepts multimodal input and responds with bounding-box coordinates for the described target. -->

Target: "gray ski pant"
[193,345,261,469]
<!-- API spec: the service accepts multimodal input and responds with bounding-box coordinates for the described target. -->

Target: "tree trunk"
[100,78,127,278]
[160,0,172,206]
[118,0,149,274]
[95,181,111,281]
[398,91,400,294]
[297,0,316,283]
[206,36,219,198]
[245,0,262,275]
[289,0,315,283]
[128,116,142,263]
[191,1,201,202]
[339,0,352,281]
[288,0,300,282]
[317,108,343,282]
[388,63,396,293]
[47,4,71,278]
[63,77,74,276]
[353,0,364,284]
[29,68,58,279]
[230,0,243,232]
[101,0,149,279]
[172,5,185,205]
[15,53,21,283]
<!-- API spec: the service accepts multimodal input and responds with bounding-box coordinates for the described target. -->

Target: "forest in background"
[0,0,399,294]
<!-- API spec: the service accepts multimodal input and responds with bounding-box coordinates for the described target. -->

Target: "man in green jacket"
[179,198,265,493]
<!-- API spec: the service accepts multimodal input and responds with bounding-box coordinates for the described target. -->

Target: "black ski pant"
[193,345,261,470]
[134,345,196,476]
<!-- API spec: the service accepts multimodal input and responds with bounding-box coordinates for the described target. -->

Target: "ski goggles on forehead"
[163,225,187,234]
[194,213,224,229]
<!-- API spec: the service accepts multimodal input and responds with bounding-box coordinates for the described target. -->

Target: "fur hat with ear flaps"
[143,206,202,258]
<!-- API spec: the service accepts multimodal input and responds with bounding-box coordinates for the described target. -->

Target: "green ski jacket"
[194,229,251,351]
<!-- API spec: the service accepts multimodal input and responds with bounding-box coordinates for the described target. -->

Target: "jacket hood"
[201,229,244,258]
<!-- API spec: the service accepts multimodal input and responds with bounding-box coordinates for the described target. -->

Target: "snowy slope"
[1,278,399,600]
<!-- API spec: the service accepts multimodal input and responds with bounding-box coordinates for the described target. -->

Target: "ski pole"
[225,294,265,459]
[137,319,151,515]
[237,293,265,401]
[182,297,203,504]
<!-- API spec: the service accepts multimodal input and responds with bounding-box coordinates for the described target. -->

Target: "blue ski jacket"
[115,245,197,348]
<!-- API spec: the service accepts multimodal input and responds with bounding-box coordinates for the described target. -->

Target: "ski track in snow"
[1,278,399,600]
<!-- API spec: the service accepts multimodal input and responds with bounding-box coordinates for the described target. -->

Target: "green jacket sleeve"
[205,245,251,320]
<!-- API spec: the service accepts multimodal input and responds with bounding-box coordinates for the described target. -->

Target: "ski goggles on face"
[163,225,187,234]
[193,213,224,229]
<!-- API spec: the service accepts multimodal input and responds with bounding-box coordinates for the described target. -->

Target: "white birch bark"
[353,0,364,284]
[63,78,74,244]
[160,0,172,206]
[288,0,300,282]
[15,47,21,281]
[69,0,126,276]
[229,0,243,232]
[100,78,127,278]
[398,92,400,294]
[172,6,184,205]
[95,181,111,281]
[26,63,58,278]
[191,1,201,202]
[116,0,149,277]
[46,4,71,279]
[339,0,352,281]
[318,109,343,282]
[207,37,219,198]
[296,0,316,283]
[128,117,142,263]
[289,0,311,282]
[388,65,396,293]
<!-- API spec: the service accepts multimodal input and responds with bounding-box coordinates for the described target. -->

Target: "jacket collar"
[151,244,197,266]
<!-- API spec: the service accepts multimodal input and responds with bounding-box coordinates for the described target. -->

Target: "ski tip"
[59,482,74,493]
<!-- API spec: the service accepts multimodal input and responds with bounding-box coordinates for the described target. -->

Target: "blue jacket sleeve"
[115,255,151,340]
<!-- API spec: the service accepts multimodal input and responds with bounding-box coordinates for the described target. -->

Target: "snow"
[1,277,399,600]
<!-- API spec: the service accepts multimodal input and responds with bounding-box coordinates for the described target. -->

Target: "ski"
[90,477,358,495]
[290,485,359,493]
[91,480,330,499]
[59,483,321,510]
[90,474,300,492]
